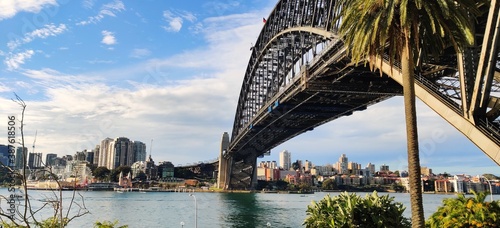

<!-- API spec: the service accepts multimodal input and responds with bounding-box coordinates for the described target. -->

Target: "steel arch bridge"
[217,0,500,190]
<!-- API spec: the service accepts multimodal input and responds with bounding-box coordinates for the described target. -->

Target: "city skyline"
[0,1,499,176]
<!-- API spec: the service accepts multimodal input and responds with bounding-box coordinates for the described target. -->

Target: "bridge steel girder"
[377,56,500,165]
[469,0,500,122]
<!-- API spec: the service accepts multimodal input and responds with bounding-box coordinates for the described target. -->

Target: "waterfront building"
[45,153,57,167]
[257,167,266,180]
[65,161,91,184]
[435,178,453,193]
[451,174,466,193]
[256,167,280,181]
[131,161,146,179]
[157,161,174,180]
[279,150,291,170]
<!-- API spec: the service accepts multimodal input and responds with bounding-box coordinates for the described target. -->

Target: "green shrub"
[94,220,129,228]
[426,191,500,227]
[303,191,411,228]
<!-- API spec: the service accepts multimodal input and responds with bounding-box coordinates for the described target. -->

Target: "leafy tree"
[321,179,337,190]
[93,167,111,181]
[483,173,499,180]
[333,0,482,226]
[299,183,312,193]
[292,160,300,171]
[275,180,288,190]
[87,163,98,173]
[110,166,131,182]
[287,183,298,191]
[135,171,147,181]
[392,183,405,193]
[426,191,500,227]
[303,191,410,228]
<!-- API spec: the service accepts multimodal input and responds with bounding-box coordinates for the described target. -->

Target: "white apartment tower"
[279,150,291,170]
[336,154,348,174]
[98,138,114,168]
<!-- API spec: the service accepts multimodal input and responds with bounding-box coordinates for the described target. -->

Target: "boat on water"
[88,182,120,191]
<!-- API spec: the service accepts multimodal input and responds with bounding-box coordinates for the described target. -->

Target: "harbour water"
[0,189,495,227]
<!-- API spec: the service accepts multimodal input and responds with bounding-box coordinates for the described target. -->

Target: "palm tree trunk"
[401,34,425,227]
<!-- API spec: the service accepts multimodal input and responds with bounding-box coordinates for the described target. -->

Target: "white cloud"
[130,48,151,58]
[82,0,95,9]
[162,10,197,32]
[0,0,57,21]
[0,82,11,92]
[101,30,116,45]
[4,50,35,71]
[77,0,125,25]
[7,23,67,50]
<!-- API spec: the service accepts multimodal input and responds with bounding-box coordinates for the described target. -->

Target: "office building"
[45,153,57,166]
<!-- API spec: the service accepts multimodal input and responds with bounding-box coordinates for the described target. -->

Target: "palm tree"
[333,0,482,226]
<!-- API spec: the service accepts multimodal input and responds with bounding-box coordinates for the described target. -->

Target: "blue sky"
[0,0,498,176]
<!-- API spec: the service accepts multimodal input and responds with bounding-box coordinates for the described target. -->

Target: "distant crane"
[32,130,37,155]
[149,139,153,159]
[26,130,37,179]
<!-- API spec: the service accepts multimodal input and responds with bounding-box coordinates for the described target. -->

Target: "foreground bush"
[426,191,500,227]
[303,191,411,228]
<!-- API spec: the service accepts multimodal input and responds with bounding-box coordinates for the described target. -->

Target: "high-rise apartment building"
[98,138,114,168]
[93,145,100,165]
[279,150,291,170]
[336,154,348,174]
[366,163,375,177]
[115,137,133,167]
[304,160,312,172]
[133,141,146,162]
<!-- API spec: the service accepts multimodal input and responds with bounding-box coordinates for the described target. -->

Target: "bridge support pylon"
[217,132,230,189]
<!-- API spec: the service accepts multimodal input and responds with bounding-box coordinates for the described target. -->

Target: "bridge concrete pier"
[217,132,230,189]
